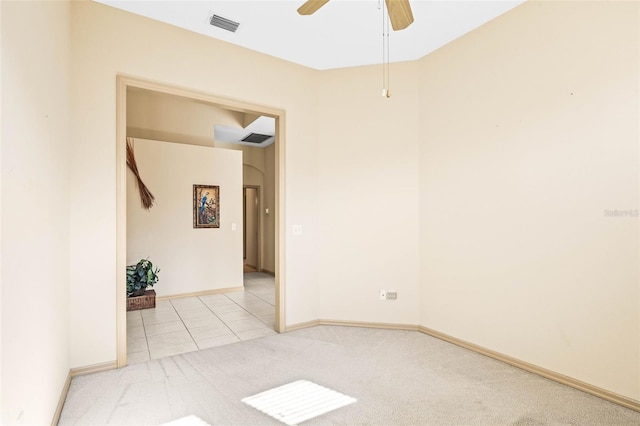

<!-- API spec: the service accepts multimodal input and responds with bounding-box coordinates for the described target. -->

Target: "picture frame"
[193,184,220,228]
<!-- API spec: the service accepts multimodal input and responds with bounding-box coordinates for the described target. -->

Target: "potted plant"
[126,258,160,311]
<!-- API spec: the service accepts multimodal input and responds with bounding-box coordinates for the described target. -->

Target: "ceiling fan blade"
[385,0,414,31]
[297,0,330,15]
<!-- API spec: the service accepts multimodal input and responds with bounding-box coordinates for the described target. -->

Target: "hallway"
[126,272,275,363]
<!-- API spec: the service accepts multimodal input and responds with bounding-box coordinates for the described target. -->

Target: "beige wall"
[263,144,276,273]
[1,1,71,423]
[69,0,320,368]
[127,139,243,296]
[127,87,276,274]
[2,0,639,422]
[243,164,264,189]
[217,143,266,172]
[317,62,421,324]
[0,0,3,419]
[127,89,245,147]
[245,188,259,267]
[418,0,639,399]
[239,145,277,274]
[69,0,640,402]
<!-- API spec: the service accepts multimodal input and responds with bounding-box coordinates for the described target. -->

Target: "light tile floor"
[126,272,275,363]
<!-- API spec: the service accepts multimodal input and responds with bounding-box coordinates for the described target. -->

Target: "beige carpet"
[59,326,640,425]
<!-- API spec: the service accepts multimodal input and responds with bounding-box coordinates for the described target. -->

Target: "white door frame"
[116,75,286,367]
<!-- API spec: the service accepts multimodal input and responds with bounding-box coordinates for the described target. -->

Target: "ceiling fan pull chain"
[382,2,391,98]
[381,0,391,98]
[382,0,386,96]
[386,16,390,98]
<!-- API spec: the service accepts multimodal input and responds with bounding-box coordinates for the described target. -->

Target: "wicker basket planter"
[127,289,156,311]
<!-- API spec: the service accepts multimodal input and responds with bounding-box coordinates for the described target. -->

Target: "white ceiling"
[95,0,525,70]
[215,116,276,147]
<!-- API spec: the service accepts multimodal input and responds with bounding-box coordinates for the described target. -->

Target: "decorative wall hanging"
[193,184,220,228]
[126,137,155,210]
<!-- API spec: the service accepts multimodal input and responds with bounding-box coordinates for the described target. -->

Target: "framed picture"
[193,184,220,228]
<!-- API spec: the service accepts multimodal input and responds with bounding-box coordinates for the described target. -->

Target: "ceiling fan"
[297,0,414,31]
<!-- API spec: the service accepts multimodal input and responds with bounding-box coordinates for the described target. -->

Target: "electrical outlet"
[379,290,387,300]
[386,291,398,300]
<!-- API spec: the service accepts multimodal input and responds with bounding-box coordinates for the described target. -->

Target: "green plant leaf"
[126,258,160,297]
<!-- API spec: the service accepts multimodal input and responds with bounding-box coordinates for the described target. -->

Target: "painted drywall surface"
[418,1,639,399]
[263,144,277,273]
[127,88,245,147]
[0,2,3,421]
[69,0,320,367]
[1,1,71,423]
[126,90,275,273]
[218,143,266,174]
[127,139,242,296]
[317,62,421,325]
[243,164,270,272]
[245,188,259,267]
[0,1,3,421]
[240,145,276,274]
[65,0,639,403]
[237,148,276,273]
[244,164,264,189]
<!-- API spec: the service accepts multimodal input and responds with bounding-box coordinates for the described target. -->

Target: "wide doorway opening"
[116,76,285,367]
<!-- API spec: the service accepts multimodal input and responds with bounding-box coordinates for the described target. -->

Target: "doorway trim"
[116,75,286,367]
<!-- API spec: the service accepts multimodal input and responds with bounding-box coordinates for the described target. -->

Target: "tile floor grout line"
[223,292,274,333]
[244,286,277,327]
[172,297,211,351]
[220,278,275,330]
[246,287,275,307]
[139,310,152,360]
[207,293,274,339]
[199,294,243,340]
[240,289,276,328]
[219,294,251,341]
[147,299,198,359]
[128,273,275,362]
[146,299,177,359]
[244,279,276,306]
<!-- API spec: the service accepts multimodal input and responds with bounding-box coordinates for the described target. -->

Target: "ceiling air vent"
[241,133,273,144]
[209,14,240,33]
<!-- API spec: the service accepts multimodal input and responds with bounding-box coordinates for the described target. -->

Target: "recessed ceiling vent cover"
[242,133,272,144]
[209,14,240,32]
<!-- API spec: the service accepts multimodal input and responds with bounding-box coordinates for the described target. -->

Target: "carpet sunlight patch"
[242,380,357,425]
[161,414,210,426]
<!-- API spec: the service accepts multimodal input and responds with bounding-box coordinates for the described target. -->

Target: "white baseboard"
[51,372,71,426]
[284,319,640,413]
[418,325,640,413]
[52,361,118,425]
[70,360,118,377]
[55,320,640,425]
[156,286,244,301]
